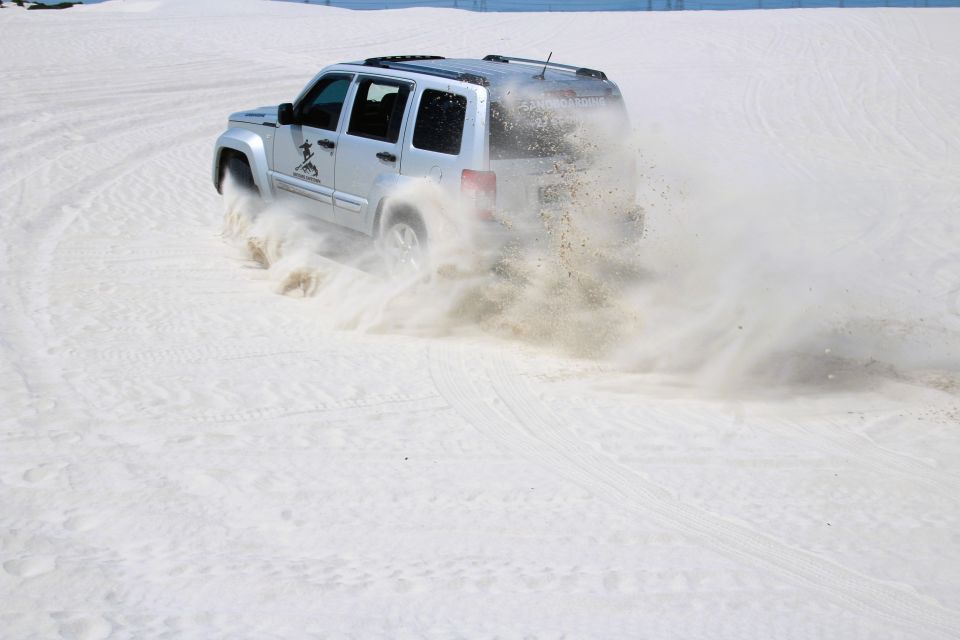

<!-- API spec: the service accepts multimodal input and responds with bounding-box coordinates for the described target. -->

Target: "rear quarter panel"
[396,81,488,198]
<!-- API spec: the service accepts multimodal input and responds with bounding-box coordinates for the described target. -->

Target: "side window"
[346,78,410,143]
[295,74,352,131]
[413,90,467,156]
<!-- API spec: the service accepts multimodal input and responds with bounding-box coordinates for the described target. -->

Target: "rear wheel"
[380,212,427,276]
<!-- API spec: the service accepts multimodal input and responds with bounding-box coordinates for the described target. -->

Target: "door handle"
[318,139,335,149]
[376,151,397,162]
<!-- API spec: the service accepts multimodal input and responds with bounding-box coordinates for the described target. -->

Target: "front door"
[334,76,412,232]
[272,73,353,222]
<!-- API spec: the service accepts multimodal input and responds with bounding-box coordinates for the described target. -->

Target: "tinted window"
[295,74,352,131]
[347,78,410,143]
[489,101,574,160]
[413,90,467,156]
[489,96,627,160]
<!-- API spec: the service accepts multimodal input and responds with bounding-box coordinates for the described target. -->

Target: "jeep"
[213,54,640,271]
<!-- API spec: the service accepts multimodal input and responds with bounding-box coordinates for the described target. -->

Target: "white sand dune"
[2,1,960,638]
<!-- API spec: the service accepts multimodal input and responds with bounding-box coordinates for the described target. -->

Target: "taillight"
[461,169,497,220]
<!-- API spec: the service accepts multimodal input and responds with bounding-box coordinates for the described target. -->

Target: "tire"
[223,153,259,197]
[380,209,428,276]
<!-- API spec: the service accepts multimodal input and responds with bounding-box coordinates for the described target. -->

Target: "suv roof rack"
[482,54,608,81]
[364,55,446,65]
[361,56,489,86]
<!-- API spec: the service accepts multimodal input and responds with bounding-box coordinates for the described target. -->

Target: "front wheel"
[223,154,259,197]
[380,214,427,276]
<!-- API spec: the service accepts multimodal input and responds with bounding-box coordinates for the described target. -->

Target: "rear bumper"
[479,205,644,252]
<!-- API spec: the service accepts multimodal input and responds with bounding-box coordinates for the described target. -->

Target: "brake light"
[461,169,497,220]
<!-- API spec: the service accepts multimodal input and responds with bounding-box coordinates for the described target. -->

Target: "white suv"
[213,54,640,269]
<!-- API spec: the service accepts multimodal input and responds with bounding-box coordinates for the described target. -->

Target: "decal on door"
[294,140,322,185]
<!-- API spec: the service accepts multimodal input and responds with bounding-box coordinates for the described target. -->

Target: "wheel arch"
[212,128,273,200]
[375,198,427,243]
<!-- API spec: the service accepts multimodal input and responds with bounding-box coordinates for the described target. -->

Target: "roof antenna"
[534,51,553,80]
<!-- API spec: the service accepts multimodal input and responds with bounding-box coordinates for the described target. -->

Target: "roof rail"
[362,58,489,87]
[482,54,608,81]
[364,55,445,66]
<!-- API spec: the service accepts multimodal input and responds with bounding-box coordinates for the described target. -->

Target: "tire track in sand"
[428,340,960,638]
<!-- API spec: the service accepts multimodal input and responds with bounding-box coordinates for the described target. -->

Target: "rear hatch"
[488,86,637,235]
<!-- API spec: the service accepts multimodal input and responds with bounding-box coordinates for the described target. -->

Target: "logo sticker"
[518,96,607,113]
[294,140,322,184]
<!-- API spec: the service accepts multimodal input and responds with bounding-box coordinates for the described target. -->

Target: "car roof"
[337,55,619,100]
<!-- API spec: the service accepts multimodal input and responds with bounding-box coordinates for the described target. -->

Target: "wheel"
[223,153,259,196]
[380,212,427,276]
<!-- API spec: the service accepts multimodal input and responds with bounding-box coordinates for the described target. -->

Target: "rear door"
[271,73,354,222]
[333,75,413,232]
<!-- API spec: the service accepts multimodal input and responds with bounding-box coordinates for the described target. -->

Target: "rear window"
[413,90,467,156]
[489,95,626,160]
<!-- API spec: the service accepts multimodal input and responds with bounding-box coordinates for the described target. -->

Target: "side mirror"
[277,102,294,126]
